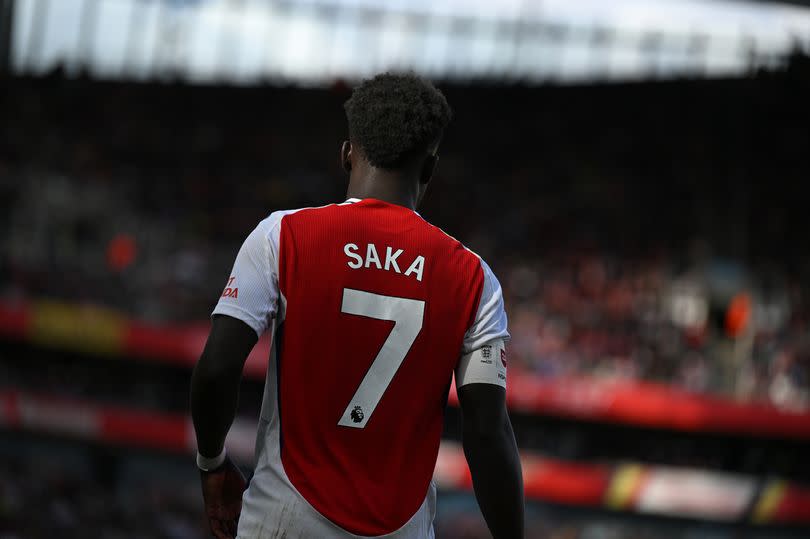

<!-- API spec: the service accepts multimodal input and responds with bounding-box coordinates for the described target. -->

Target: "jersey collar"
[342,197,420,216]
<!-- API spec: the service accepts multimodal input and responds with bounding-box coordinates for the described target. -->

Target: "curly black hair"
[344,73,452,169]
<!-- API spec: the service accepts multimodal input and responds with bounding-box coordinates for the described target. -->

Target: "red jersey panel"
[276,199,483,535]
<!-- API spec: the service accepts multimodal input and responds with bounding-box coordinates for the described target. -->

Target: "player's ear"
[340,141,352,173]
[419,154,438,185]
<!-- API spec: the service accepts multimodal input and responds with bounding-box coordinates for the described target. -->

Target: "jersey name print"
[212,198,509,538]
[343,242,426,281]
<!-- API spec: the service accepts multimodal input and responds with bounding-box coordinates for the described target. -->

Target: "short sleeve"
[462,258,510,354]
[211,215,281,337]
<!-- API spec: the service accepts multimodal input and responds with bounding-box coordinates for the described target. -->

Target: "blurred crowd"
[0,454,206,539]
[1,450,789,539]
[2,62,810,409]
[504,250,810,410]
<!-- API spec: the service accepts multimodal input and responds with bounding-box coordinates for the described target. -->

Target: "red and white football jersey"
[213,198,508,538]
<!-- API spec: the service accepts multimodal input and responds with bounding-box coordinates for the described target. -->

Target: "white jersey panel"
[462,258,510,353]
[454,258,510,388]
[212,203,359,335]
[211,210,297,336]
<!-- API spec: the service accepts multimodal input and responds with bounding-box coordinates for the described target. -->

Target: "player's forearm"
[463,418,524,539]
[190,316,257,459]
[190,351,243,458]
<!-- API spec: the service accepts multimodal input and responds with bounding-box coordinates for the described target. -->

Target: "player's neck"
[346,169,420,210]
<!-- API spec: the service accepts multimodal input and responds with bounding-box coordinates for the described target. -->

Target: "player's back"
[216,197,506,538]
[276,198,484,535]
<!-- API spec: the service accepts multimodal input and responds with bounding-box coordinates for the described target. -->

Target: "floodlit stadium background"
[1,0,810,538]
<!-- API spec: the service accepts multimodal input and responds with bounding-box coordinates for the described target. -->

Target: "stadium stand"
[2,51,810,538]
[2,61,810,406]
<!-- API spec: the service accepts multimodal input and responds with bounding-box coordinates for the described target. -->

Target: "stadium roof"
[11,0,810,84]
[751,0,810,7]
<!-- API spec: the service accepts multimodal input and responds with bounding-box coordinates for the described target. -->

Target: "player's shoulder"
[412,215,498,288]
[416,214,482,262]
[255,200,355,235]
[266,199,361,227]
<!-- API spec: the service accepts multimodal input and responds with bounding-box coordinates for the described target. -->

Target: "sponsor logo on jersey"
[221,276,239,298]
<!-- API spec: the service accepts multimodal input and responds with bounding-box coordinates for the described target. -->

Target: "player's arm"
[191,314,257,461]
[190,216,280,539]
[190,315,255,539]
[457,342,524,539]
[191,216,279,459]
[457,259,524,538]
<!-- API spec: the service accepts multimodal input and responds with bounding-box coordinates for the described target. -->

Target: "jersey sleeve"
[462,258,510,353]
[211,214,283,337]
[456,258,510,388]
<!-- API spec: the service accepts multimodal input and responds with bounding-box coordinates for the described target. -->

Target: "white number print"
[338,288,425,429]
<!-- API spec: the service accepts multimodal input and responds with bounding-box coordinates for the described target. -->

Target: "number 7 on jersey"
[338,288,425,429]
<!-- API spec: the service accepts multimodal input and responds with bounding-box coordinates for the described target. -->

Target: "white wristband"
[196,448,227,471]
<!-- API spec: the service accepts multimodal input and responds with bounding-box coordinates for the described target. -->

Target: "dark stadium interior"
[3,14,810,539]
[4,60,810,401]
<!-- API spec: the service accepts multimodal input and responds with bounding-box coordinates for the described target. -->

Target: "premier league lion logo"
[350,406,365,423]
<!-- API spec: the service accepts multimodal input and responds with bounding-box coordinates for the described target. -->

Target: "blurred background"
[2,0,810,538]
